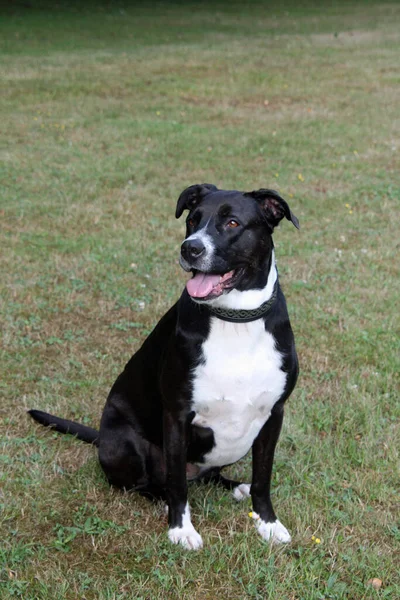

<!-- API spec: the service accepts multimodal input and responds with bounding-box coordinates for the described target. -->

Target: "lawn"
[1,1,399,598]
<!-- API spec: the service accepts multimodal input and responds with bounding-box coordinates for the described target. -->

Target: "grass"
[1,1,399,598]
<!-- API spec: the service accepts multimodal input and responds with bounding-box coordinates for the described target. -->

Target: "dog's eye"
[227,219,239,228]
[188,218,195,228]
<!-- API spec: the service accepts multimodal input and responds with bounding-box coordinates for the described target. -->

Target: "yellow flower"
[298,173,304,182]
[311,535,321,543]
[349,210,353,214]
[345,203,350,208]
[275,173,279,178]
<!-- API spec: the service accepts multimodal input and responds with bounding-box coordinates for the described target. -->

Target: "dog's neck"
[206,251,277,311]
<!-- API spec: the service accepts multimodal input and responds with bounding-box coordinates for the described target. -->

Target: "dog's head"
[176,184,299,302]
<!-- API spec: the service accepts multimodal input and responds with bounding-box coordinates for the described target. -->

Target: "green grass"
[1,1,399,598]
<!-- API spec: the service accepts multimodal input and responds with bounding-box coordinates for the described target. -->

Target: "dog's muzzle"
[181,239,206,262]
[179,238,208,272]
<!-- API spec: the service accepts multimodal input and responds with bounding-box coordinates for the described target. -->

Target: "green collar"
[206,282,278,323]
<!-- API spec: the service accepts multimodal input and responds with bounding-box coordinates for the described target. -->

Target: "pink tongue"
[186,272,221,298]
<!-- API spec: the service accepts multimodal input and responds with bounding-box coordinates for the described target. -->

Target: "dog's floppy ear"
[245,189,300,230]
[175,183,218,218]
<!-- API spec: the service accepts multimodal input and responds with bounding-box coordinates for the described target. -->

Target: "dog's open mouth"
[186,270,236,300]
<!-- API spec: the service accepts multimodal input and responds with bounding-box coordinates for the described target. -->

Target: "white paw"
[168,525,203,550]
[251,514,291,544]
[232,483,251,501]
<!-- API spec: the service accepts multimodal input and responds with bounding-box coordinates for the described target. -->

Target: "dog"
[29,183,299,550]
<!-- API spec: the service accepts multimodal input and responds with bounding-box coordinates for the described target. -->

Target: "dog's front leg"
[250,402,291,544]
[163,409,203,550]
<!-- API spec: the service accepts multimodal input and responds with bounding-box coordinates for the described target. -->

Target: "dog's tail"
[28,409,100,447]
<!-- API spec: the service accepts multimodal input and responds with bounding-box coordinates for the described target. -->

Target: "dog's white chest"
[191,317,286,468]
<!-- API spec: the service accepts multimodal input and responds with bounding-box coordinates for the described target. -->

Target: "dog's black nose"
[181,239,205,261]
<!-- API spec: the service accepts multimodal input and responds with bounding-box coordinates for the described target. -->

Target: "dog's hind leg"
[98,421,166,500]
[200,468,251,501]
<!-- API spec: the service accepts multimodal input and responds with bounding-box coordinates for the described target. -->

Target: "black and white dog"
[29,184,299,550]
